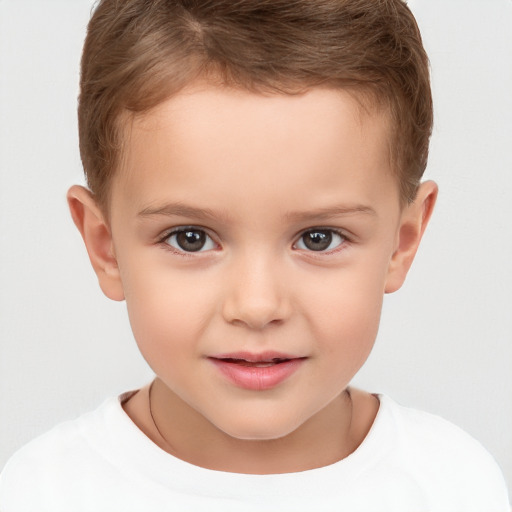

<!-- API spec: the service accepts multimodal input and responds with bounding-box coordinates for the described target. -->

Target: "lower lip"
[209,358,305,390]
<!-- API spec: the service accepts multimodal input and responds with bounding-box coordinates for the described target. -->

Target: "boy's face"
[74,85,434,442]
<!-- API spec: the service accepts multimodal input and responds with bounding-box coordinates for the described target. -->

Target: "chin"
[216,415,301,442]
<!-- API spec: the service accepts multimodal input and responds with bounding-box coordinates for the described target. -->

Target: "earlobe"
[385,181,438,294]
[67,185,125,301]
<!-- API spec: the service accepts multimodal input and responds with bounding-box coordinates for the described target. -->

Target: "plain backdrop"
[1,0,511,496]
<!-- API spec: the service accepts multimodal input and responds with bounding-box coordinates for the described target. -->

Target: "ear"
[385,181,438,294]
[67,185,125,301]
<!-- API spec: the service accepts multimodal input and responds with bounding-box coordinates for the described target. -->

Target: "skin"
[68,85,437,474]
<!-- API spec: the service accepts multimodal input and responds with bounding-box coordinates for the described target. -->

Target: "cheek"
[120,259,216,358]
[301,262,386,359]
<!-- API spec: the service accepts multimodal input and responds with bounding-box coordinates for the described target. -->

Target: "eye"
[164,228,216,253]
[295,229,346,252]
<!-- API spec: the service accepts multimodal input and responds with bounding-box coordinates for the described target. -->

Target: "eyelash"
[157,226,350,255]
[158,226,218,256]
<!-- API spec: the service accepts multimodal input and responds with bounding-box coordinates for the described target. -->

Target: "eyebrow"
[138,202,376,223]
[284,205,377,223]
[138,203,226,222]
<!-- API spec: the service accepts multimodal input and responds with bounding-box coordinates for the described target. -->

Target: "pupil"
[304,230,332,251]
[177,230,206,252]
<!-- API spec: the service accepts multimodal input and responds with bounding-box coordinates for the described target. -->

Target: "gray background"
[1,0,511,496]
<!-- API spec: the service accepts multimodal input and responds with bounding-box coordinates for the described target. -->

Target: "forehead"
[112,85,398,217]
[130,83,388,143]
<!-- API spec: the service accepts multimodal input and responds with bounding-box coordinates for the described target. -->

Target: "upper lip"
[209,351,304,363]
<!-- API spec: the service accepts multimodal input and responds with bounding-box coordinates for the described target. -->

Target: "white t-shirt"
[0,392,509,511]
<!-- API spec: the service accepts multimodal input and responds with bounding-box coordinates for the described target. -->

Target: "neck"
[148,378,360,474]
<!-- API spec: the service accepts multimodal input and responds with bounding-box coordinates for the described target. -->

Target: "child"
[0,0,509,510]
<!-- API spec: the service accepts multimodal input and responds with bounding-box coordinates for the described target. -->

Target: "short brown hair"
[79,0,432,208]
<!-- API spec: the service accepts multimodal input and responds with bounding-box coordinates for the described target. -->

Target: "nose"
[221,251,292,330]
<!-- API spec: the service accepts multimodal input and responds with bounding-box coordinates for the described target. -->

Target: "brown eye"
[166,228,215,252]
[296,229,345,252]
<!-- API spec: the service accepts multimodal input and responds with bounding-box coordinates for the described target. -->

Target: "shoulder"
[385,395,500,467]
[379,395,510,510]
[0,396,122,510]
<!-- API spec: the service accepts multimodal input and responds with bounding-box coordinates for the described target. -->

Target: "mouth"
[210,351,303,365]
[214,357,294,368]
[208,352,306,390]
